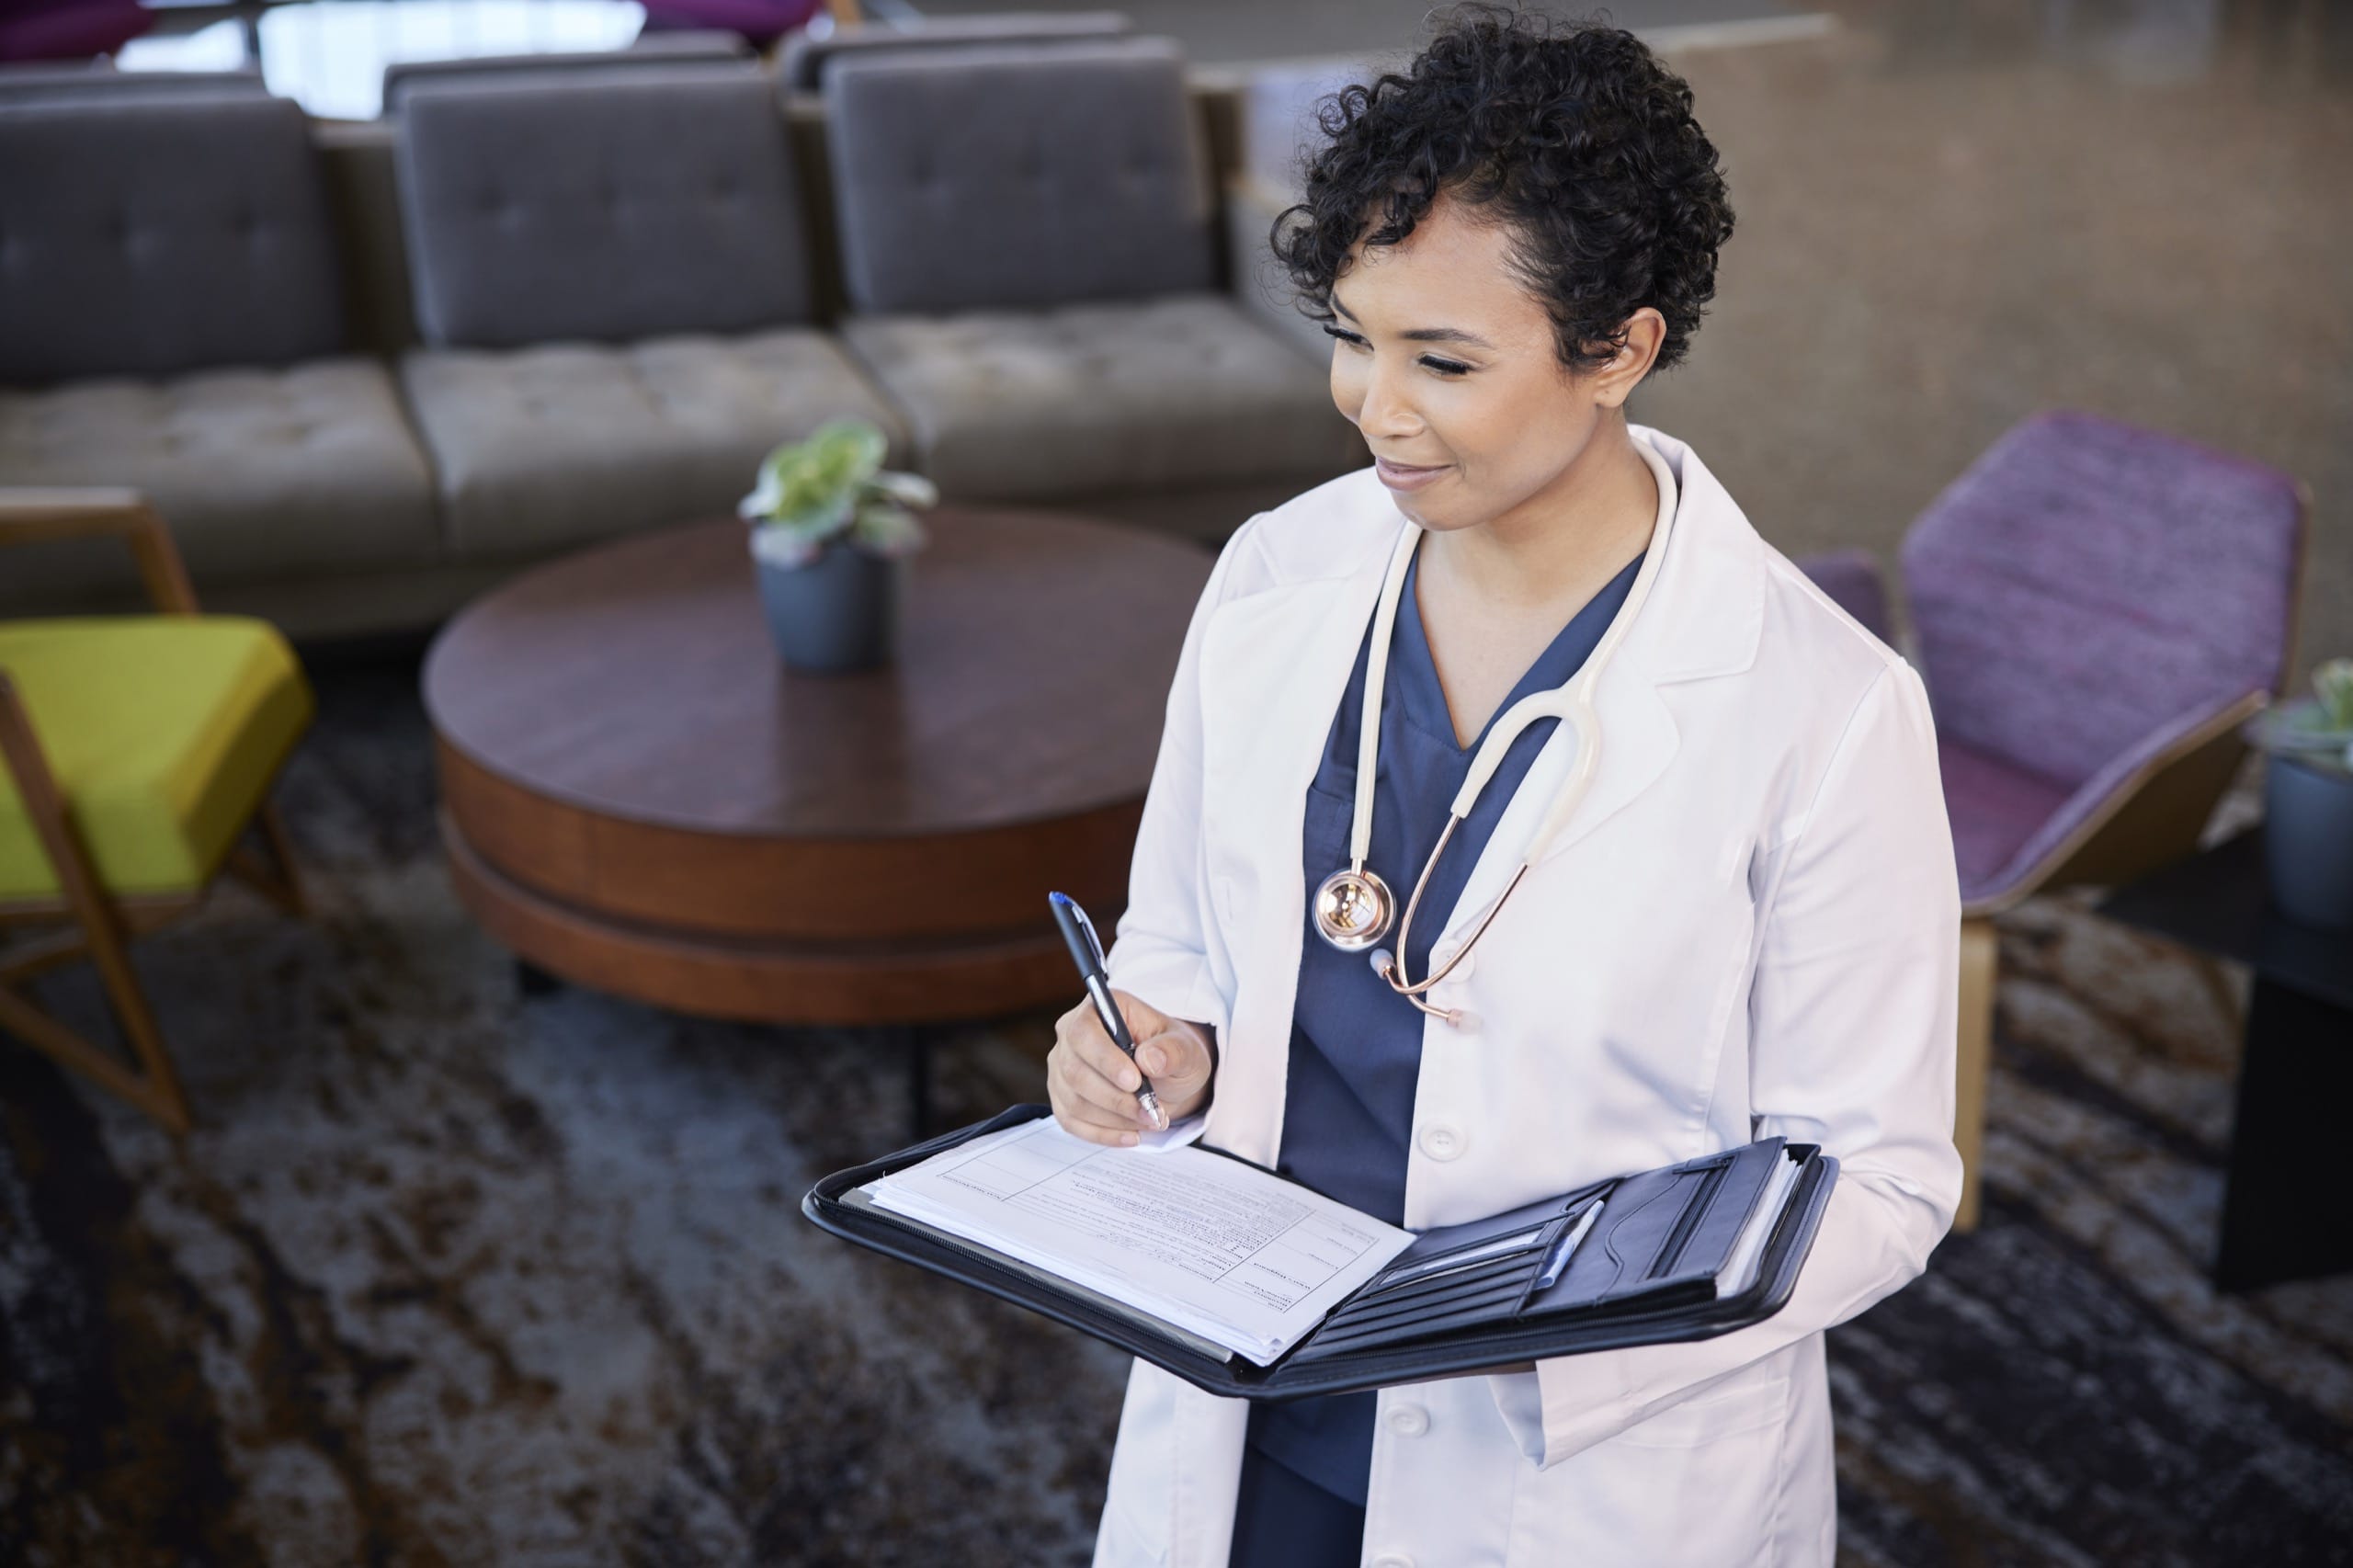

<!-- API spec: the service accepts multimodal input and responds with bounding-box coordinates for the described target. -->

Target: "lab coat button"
[1417,1123,1465,1161]
[1385,1403,1430,1437]
[1431,939,1474,978]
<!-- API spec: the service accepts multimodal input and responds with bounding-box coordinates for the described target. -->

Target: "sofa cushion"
[398,329,912,561]
[0,616,313,901]
[0,94,344,386]
[381,32,749,113]
[837,293,1362,502]
[0,63,267,103]
[395,63,813,349]
[0,359,441,606]
[826,38,1214,313]
[778,11,1132,90]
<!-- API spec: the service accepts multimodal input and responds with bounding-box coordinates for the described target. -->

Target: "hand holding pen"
[1045,892,1217,1147]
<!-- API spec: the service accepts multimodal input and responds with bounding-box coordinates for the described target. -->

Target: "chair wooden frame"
[0,489,307,1133]
[1946,474,2315,1231]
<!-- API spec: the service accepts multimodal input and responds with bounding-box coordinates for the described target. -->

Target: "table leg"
[906,1025,932,1141]
[2214,978,2353,1292]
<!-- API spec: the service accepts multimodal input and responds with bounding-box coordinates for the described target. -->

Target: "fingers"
[1048,999,1159,1145]
[1131,1026,1211,1088]
[1060,999,1153,1097]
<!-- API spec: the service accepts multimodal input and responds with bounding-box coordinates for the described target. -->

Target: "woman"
[1047,7,1962,1565]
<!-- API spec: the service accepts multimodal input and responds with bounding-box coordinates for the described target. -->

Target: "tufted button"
[1417,1122,1466,1162]
[1370,1555,1415,1568]
[1384,1403,1429,1437]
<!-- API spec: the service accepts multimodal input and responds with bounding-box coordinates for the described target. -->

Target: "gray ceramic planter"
[752,533,898,673]
[2262,753,2353,929]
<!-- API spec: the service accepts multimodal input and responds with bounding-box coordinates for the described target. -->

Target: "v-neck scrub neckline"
[1391,541,1643,757]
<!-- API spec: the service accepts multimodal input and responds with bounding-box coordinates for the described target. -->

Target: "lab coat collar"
[1440,423,1765,930]
[1197,424,1768,1038]
[1192,424,1768,1176]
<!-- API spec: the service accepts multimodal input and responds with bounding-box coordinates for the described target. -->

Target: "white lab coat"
[1094,423,1963,1568]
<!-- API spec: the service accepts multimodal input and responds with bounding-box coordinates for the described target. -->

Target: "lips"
[1375,454,1449,491]
[1376,456,1446,472]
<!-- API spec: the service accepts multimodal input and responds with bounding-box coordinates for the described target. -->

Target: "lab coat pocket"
[1613,1361,1790,1449]
[1521,1364,1792,1568]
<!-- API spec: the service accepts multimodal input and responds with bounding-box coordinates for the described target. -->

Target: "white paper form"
[866,1118,1414,1365]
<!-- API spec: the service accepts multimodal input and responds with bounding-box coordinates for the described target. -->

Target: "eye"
[1320,325,1472,378]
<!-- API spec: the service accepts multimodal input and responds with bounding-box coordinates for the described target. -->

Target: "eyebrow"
[1329,291,1495,350]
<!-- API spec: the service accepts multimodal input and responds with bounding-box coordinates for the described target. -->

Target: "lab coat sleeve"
[1099,519,1257,1042]
[1518,657,1964,1467]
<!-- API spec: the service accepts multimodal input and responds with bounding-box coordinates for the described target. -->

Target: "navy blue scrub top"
[1242,540,1644,1506]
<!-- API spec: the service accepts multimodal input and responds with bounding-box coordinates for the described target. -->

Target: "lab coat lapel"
[1194,533,1399,1169]
[1432,427,1765,945]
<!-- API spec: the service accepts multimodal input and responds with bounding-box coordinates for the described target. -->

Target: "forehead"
[1336,195,1544,329]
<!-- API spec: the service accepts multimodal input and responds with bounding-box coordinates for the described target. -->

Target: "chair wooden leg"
[1953,917,1998,1233]
[0,676,192,1134]
[227,801,307,917]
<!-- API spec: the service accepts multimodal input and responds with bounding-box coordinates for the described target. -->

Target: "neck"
[1425,418,1660,614]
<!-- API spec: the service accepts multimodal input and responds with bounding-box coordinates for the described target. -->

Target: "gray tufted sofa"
[0,39,1358,635]
[824,38,1361,542]
[391,62,907,563]
[0,92,442,619]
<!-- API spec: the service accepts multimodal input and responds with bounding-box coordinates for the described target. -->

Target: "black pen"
[1048,892,1166,1131]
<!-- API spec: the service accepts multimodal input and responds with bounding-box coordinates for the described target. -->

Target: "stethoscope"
[1312,437,1681,1024]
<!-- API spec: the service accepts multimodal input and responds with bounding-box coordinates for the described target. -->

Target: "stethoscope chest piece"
[1313,864,1394,951]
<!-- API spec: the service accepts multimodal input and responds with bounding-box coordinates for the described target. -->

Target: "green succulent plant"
[2244,656,2353,776]
[739,417,938,567]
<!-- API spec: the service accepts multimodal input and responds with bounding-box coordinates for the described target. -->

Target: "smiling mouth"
[1377,457,1447,472]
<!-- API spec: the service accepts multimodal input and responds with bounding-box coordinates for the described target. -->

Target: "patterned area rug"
[2,647,2348,1566]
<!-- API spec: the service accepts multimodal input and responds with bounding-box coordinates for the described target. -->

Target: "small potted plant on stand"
[2243,656,2353,928]
[739,417,937,674]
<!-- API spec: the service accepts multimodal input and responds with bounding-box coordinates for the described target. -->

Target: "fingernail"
[1120,1131,1139,1146]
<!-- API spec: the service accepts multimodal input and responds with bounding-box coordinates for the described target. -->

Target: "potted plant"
[2243,656,2353,928]
[738,417,938,673]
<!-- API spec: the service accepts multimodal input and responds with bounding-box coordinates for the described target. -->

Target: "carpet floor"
[1,647,2347,1566]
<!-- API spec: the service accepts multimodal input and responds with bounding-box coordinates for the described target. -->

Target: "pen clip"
[1533,1199,1604,1291]
[1069,899,1108,969]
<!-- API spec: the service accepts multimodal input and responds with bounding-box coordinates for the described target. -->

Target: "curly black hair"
[1269,3,1735,378]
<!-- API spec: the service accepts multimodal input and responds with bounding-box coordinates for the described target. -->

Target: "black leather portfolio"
[802,1105,1838,1402]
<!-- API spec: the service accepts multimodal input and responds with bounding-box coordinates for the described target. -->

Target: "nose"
[1347,353,1422,442]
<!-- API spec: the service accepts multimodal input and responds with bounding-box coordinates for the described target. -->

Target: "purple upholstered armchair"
[1799,410,2310,1230]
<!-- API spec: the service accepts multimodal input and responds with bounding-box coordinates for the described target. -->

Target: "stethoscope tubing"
[1332,436,1683,1008]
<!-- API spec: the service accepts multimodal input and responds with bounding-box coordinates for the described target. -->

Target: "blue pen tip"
[1048,891,1071,908]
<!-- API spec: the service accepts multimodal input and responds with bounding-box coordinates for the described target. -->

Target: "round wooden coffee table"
[423,508,1212,1027]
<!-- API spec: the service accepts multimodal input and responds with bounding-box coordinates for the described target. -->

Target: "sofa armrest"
[0,489,199,614]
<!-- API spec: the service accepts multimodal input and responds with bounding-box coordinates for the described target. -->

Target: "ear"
[1590,308,1668,408]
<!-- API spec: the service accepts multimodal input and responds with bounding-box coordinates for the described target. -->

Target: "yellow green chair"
[0,490,313,1133]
